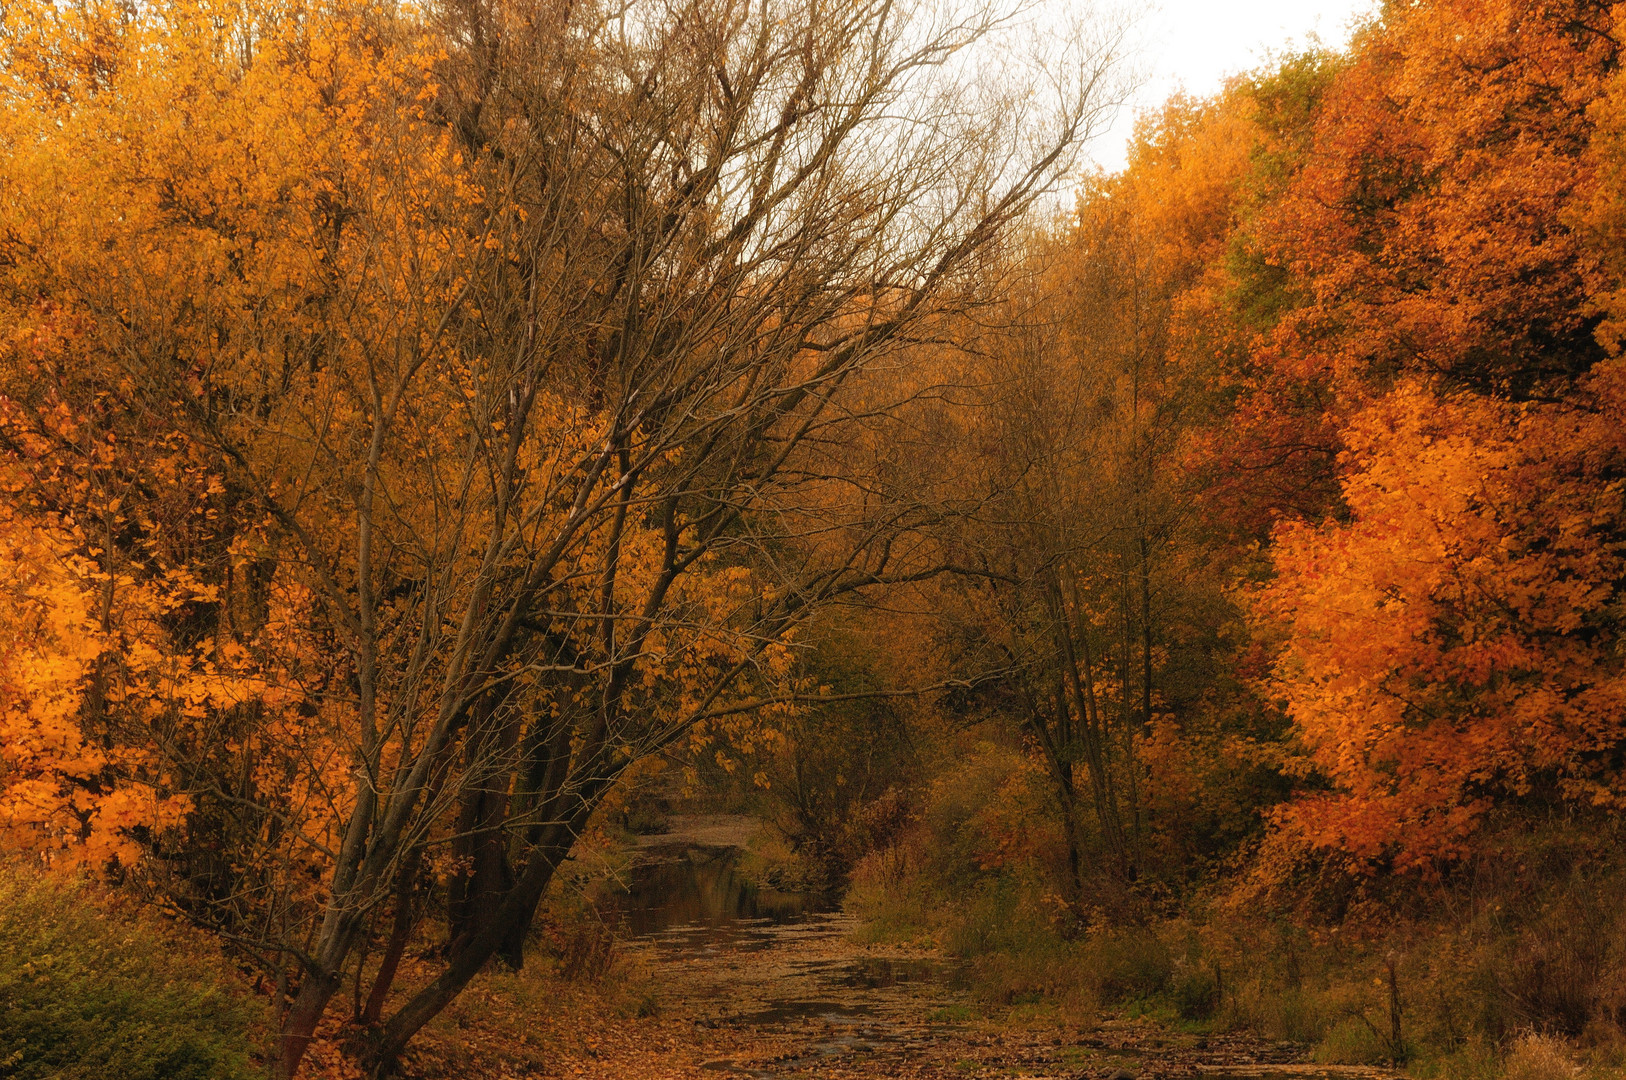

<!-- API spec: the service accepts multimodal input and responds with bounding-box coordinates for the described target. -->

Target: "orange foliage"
[1255,365,1626,866]
[0,318,347,877]
[0,0,391,880]
[1253,0,1615,397]
[1066,0,1626,873]
[1236,1,1626,868]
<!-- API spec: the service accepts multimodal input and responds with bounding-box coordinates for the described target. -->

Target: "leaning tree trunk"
[363,798,601,1074]
[360,850,424,1027]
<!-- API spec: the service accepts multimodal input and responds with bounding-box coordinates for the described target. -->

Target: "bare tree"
[923,212,1189,918]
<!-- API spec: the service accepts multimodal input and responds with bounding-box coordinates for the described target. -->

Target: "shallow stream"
[598,842,813,940]
[585,816,1387,1080]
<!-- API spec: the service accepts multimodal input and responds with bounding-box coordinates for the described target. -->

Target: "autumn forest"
[2,0,1625,1077]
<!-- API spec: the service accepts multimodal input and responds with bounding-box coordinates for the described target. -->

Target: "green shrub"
[1410,1035,1504,1080]
[943,879,1034,957]
[0,866,266,1080]
[1313,1016,1391,1065]
[1173,966,1221,1021]
[1089,929,1174,1003]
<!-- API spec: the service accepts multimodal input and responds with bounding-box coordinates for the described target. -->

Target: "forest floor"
[368,819,1398,1080]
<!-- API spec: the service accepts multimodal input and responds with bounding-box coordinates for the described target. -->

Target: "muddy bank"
[616,904,1390,1079]
[400,815,1401,1079]
[633,814,763,851]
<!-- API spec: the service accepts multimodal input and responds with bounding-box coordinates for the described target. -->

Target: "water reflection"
[601,844,812,937]
[840,957,946,989]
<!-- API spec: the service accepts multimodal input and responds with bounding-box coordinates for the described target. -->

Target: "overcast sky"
[1084,0,1381,172]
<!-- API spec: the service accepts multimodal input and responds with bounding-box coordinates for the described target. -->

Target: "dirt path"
[623,911,976,1078]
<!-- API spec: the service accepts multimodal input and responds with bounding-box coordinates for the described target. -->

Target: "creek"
[586,816,1374,1080]
[599,841,814,941]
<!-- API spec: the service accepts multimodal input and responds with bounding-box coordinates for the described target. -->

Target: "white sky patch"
[1082,0,1381,172]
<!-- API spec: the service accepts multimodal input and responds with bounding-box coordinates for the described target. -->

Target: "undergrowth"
[0,862,268,1080]
[847,813,1626,1080]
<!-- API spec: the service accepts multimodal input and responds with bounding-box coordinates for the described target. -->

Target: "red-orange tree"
[1254,369,1626,867]
[1046,0,1626,877]
[1249,0,1615,398]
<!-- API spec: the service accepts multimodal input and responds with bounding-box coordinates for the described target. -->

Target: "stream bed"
[585,816,1386,1080]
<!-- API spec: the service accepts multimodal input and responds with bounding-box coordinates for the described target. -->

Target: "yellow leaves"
[0,0,478,421]
[0,425,333,870]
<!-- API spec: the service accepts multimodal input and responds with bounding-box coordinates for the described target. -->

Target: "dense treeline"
[1090,0,1626,876]
[956,0,1626,887]
[4,0,1626,1075]
[753,0,1626,1064]
[787,0,1626,899]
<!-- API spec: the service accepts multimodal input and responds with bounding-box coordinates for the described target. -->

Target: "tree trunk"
[1057,767,1088,918]
[274,967,344,1080]
[1134,529,1152,844]
[361,857,421,1027]
[364,800,598,1074]
[448,698,525,947]
[1047,570,1128,871]
[448,787,517,949]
